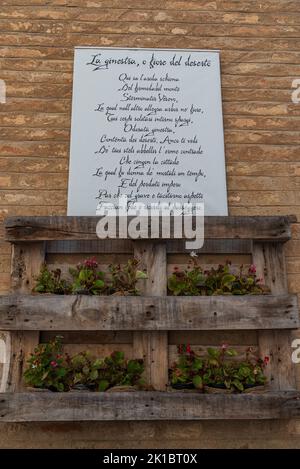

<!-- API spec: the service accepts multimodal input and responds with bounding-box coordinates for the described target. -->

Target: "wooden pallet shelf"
[0,391,300,422]
[5,215,295,242]
[1,214,300,420]
[0,294,298,331]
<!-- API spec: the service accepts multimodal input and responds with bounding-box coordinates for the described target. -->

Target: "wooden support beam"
[0,391,300,422]
[4,216,295,242]
[0,294,298,331]
[2,243,44,391]
[253,242,297,391]
[133,241,168,391]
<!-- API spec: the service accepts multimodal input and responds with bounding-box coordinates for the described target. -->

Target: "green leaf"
[93,279,105,288]
[136,270,147,279]
[225,349,238,357]
[207,348,219,359]
[233,379,244,392]
[79,270,88,282]
[127,360,144,374]
[221,274,236,287]
[56,382,65,392]
[98,380,109,392]
[89,369,98,381]
[192,375,203,389]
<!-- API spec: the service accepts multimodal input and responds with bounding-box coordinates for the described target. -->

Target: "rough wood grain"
[4,216,295,242]
[0,391,299,422]
[0,294,297,332]
[133,241,168,391]
[46,239,252,254]
[253,242,297,391]
[2,242,44,391]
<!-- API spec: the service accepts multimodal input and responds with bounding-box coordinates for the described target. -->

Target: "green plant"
[170,344,205,390]
[168,257,266,296]
[203,345,267,392]
[69,257,106,295]
[96,351,145,391]
[66,351,106,390]
[24,338,145,392]
[170,344,268,393]
[108,258,147,295]
[24,336,69,392]
[33,264,71,294]
[67,350,145,391]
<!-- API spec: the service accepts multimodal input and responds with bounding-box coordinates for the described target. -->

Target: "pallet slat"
[0,391,300,422]
[0,294,298,331]
[4,216,295,242]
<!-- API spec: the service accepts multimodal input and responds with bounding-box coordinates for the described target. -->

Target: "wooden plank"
[41,331,132,344]
[11,242,45,293]
[46,239,252,255]
[4,216,295,242]
[0,392,299,422]
[133,241,168,391]
[3,243,45,392]
[253,242,297,391]
[168,330,258,345]
[0,294,298,331]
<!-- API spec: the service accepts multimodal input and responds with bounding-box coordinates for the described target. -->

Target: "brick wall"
[1,0,300,448]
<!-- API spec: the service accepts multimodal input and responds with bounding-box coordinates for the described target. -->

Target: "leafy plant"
[170,344,268,393]
[170,344,205,390]
[69,257,106,295]
[108,258,147,295]
[24,340,145,393]
[33,264,71,294]
[203,345,267,392]
[33,257,147,296]
[67,350,144,391]
[96,351,145,391]
[24,336,69,392]
[168,257,266,296]
[66,351,106,390]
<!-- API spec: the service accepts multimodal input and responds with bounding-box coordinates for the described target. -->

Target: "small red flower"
[249,264,257,274]
[174,266,179,271]
[264,356,270,365]
[50,361,58,368]
[186,344,191,354]
[83,256,98,269]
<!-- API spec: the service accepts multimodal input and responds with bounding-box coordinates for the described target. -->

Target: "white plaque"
[68,47,228,215]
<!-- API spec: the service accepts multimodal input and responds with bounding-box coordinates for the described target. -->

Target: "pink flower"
[50,361,58,368]
[249,264,256,274]
[264,356,270,365]
[221,343,228,350]
[83,256,98,269]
